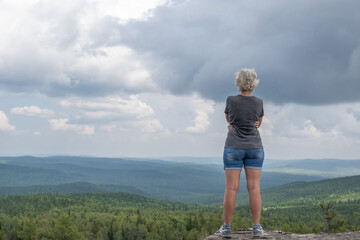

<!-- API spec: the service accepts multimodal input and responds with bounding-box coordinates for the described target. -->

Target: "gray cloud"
[1,0,359,104]
[0,1,156,98]
[111,0,360,104]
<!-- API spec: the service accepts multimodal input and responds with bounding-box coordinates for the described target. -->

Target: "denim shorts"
[223,148,264,170]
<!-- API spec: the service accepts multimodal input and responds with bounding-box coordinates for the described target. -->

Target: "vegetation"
[0,157,360,239]
[235,174,360,206]
[320,202,344,233]
[0,156,323,203]
[0,187,359,239]
[0,192,223,240]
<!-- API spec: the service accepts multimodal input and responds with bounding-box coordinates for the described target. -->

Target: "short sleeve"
[224,97,230,114]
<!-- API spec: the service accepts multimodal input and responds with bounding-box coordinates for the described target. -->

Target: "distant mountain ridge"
[188,173,360,206]
[2,156,359,203]
[0,182,148,197]
[235,174,360,206]
[263,158,360,177]
[260,174,360,205]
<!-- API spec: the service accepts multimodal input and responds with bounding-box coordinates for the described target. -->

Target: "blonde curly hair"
[235,68,259,92]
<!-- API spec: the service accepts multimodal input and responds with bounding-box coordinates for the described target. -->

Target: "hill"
[264,158,360,177]
[230,174,360,234]
[0,192,220,239]
[0,182,148,197]
[0,174,360,238]
[0,156,324,202]
[236,174,360,206]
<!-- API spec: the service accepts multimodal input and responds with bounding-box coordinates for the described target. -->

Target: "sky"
[0,0,360,160]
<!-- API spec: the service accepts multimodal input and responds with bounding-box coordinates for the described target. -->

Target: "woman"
[215,68,267,237]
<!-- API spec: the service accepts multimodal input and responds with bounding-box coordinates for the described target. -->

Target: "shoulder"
[226,95,236,100]
[225,95,236,103]
[253,96,263,104]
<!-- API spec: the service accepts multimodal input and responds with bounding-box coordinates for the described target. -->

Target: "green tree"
[89,217,103,237]
[17,217,37,240]
[281,223,291,232]
[0,221,6,240]
[51,213,80,240]
[97,230,104,240]
[0,230,5,240]
[320,202,344,233]
[107,219,115,240]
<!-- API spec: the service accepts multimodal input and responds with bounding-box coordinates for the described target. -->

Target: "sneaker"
[253,224,268,237]
[215,224,231,237]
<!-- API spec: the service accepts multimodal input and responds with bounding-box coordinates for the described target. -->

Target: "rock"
[203,229,360,240]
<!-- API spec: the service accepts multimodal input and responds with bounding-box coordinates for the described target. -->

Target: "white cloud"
[11,105,54,117]
[63,46,158,93]
[100,124,116,132]
[0,111,16,132]
[301,120,322,138]
[93,0,167,23]
[58,95,171,135]
[262,102,360,139]
[184,95,215,133]
[258,102,360,159]
[60,95,154,120]
[141,118,168,134]
[274,119,323,139]
[49,118,94,135]
[0,0,159,96]
[83,111,117,119]
[137,92,219,135]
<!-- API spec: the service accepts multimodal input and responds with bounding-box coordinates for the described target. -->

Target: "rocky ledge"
[204,228,360,240]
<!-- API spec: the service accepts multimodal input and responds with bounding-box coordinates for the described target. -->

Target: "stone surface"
[204,228,360,240]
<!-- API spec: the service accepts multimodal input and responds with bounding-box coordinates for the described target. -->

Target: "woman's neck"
[241,91,253,96]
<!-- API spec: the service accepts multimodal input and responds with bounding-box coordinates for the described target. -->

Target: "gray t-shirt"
[224,95,264,149]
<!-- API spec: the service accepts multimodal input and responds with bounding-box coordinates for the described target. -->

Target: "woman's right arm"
[225,114,232,130]
[255,116,263,128]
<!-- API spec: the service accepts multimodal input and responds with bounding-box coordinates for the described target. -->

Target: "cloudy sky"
[0,0,360,160]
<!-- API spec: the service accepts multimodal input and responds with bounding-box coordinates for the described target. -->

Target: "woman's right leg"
[223,169,241,224]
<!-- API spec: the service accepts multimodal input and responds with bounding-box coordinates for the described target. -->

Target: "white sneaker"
[215,224,231,237]
[253,224,268,237]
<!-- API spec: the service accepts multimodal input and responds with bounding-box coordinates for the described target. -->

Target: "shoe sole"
[214,232,232,238]
[253,233,268,237]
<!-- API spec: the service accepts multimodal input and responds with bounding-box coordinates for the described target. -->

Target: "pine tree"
[320,202,344,233]
[0,221,5,240]
[107,219,115,240]
[17,217,37,240]
[51,213,80,240]
[0,222,6,240]
[97,230,104,240]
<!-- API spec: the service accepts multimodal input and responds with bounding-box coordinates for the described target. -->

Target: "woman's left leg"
[245,168,262,224]
[223,169,241,224]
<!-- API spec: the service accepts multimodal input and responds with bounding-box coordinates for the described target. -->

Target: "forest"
[0,189,360,240]
[1,157,360,239]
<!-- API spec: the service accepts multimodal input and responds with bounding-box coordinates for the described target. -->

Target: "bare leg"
[245,168,262,224]
[223,169,241,224]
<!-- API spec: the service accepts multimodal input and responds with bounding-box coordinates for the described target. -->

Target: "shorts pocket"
[224,148,236,161]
